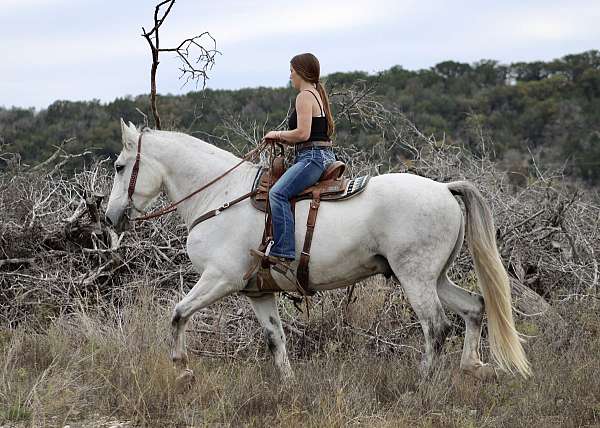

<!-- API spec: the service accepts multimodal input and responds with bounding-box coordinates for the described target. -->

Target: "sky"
[1,0,599,111]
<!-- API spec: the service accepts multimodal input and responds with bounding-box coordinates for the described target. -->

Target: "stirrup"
[243,249,263,280]
[244,248,294,280]
[270,260,296,282]
[252,249,294,269]
[266,258,310,298]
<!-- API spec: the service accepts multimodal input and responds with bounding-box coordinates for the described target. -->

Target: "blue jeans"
[268,147,336,259]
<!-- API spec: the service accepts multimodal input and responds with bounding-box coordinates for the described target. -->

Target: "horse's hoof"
[171,351,189,369]
[462,364,498,382]
[175,368,195,393]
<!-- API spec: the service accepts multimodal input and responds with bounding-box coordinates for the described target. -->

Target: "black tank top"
[288,90,329,142]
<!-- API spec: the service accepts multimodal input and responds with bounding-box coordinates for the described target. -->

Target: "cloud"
[503,3,600,43]
[2,35,145,71]
[2,0,600,109]
[4,0,409,71]
[3,0,73,11]
[381,1,600,67]
[170,0,414,46]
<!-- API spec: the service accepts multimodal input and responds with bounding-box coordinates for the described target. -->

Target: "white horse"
[105,120,531,383]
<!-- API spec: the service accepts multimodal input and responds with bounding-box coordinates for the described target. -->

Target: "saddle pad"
[250,168,371,212]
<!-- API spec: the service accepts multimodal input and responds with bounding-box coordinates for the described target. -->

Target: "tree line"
[1,50,599,183]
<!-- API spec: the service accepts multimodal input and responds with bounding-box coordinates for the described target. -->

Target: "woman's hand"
[263,130,281,141]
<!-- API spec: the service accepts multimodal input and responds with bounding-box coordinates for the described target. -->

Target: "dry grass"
[1,282,600,427]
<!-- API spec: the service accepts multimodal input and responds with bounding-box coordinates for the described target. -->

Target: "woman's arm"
[264,92,313,146]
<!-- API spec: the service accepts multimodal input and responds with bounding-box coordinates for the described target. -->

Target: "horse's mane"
[139,127,242,163]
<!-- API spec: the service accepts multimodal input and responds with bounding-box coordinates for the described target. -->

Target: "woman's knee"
[270,175,295,199]
[269,187,287,203]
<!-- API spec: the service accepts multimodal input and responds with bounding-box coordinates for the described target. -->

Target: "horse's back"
[311,172,460,225]
[298,173,463,287]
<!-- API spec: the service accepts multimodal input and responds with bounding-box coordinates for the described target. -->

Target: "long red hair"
[290,53,335,138]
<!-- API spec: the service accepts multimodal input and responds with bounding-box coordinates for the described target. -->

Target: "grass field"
[1,281,599,428]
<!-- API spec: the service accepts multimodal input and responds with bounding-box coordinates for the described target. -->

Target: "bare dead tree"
[142,0,219,129]
[329,77,383,129]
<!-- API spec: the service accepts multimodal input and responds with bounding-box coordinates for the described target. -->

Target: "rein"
[127,132,269,222]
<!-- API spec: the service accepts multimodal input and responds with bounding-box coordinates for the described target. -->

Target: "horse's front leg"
[171,268,241,383]
[246,293,294,380]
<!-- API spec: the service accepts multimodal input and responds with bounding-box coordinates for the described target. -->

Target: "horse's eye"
[115,164,125,173]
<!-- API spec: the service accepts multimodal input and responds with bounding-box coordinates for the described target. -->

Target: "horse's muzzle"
[105,207,131,233]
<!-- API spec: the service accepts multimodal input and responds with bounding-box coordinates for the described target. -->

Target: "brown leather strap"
[127,134,143,200]
[257,143,277,269]
[296,191,321,295]
[188,190,257,232]
[260,210,274,269]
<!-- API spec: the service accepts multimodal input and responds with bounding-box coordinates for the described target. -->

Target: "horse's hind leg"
[246,293,294,380]
[395,274,452,376]
[437,274,496,381]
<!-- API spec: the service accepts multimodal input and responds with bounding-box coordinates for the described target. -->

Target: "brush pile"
[1,101,598,361]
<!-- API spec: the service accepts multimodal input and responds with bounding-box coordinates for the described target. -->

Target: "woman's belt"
[295,140,333,151]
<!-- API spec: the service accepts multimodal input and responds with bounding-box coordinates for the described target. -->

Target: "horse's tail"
[447,180,531,378]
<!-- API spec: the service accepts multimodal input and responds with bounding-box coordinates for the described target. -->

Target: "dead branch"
[141,0,219,129]
[0,258,34,268]
[63,200,87,224]
[29,138,75,172]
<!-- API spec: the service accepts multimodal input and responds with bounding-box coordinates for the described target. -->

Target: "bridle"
[125,132,269,222]
[126,133,145,215]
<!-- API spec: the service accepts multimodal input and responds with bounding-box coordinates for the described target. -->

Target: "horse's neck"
[151,132,257,228]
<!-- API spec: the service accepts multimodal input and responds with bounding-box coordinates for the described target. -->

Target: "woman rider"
[257,52,336,269]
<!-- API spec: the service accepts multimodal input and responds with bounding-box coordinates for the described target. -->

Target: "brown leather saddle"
[247,153,370,296]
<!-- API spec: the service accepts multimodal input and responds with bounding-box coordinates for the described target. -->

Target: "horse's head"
[105,119,164,231]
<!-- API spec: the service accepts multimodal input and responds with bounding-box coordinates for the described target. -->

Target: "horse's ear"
[120,118,137,150]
